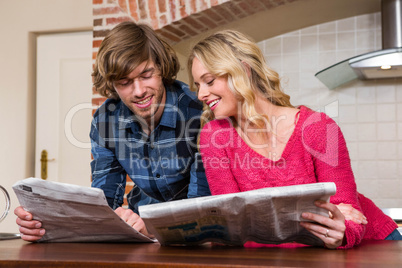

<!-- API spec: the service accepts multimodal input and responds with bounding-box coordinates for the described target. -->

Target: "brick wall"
[92,0,300,62]
[92,0,299,206]
[92,0,300,121]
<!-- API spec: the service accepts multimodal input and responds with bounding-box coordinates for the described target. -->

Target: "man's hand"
[114,207,153,238]
[14,206,45,242]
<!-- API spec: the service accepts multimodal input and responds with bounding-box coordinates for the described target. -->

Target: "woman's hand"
[300,200,346,249]
[114,207,154,238]
[335,203,367,224]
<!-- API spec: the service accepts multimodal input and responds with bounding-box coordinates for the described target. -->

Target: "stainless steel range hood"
[315,0,402,89]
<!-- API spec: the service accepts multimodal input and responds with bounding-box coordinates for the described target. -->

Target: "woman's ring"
[325,229,330,238]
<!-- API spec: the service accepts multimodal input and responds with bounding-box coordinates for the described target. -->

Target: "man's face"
[113,61,166,126]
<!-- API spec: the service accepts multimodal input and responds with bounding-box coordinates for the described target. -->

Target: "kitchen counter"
[1,238,402,267]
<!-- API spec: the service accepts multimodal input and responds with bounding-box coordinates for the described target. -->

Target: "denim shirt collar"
[117,83,178,132]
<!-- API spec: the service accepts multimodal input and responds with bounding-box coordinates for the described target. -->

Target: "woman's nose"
[197,86,209,102]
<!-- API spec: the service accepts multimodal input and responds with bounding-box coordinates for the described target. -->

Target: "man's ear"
[241,61,252,78]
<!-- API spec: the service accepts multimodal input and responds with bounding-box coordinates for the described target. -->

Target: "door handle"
[40,150,55,180]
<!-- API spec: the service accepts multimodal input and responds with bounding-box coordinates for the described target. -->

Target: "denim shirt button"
[156,174,161,178]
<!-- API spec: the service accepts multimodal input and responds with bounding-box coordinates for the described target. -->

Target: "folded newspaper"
[13,178,336,246]
[12,178,154,243]
[139,182,336,246]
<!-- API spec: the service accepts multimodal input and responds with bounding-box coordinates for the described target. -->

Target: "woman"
[188,30,400,249]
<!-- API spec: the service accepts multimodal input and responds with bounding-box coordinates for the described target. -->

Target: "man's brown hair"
[92,21,180,99]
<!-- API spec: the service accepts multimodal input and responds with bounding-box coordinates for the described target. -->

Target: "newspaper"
[12,178,154,243]
[139,182,336,246]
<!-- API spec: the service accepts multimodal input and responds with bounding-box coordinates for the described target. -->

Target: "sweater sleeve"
[301,111,366,249]
[199,120,241,195]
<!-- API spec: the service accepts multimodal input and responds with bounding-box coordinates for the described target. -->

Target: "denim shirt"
[90,81,211,213]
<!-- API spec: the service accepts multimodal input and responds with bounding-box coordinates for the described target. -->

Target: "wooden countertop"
[1,238,402,267]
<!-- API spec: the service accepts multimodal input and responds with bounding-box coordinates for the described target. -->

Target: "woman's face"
[192,57,239,119]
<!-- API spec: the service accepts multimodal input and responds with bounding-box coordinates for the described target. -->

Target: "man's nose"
[131,79,146,97]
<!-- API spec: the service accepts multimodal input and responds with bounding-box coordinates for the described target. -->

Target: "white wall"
[0,0,92,232]
[258,12,402,208]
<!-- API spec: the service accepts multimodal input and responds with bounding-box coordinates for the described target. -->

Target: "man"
[15,21,211,241]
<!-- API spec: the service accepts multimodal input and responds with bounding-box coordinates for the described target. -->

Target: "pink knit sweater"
[199,106,397,249]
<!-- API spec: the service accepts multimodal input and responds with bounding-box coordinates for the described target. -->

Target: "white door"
[35,31,93,187]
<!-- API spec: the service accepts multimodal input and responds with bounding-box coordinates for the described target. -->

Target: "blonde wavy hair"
[92,21,179,99]
[188,30,293,129]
